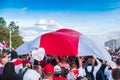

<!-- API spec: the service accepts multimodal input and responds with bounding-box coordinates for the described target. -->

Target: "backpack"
[17,68,28,80]
[99,64,107,80]
[85,66,95,80]
[96,70,105,80]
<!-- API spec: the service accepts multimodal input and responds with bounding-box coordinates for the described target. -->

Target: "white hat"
[54,65,61,74]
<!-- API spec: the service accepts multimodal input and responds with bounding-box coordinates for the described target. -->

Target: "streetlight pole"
[9,25,12,52]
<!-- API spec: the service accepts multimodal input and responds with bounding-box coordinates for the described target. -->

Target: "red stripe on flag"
[13,59,22,66]
[40,29,81,56]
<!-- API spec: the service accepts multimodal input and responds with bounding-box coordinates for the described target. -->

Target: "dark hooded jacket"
[1,62,21,80]
[11,50,18,60]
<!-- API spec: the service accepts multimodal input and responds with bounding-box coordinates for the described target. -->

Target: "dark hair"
[70,62,77,69]
[112,68,120,80]
[68,56,79,67]
[86,56,93,59]
[86,58,93,66]
[116,58,120,65]
[3,62,15,72]
[33,65,39,71]
[49,58,57,66]
[54,73,61,77]
[61,67,69,77]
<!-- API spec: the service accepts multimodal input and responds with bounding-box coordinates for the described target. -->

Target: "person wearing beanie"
[53,65,64,80]
[43,64,54,80]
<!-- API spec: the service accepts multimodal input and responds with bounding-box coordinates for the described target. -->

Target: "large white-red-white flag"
[16,29,116,68]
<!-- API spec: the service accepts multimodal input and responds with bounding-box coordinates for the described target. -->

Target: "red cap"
[22,59,31,64]
[44,64,54,74]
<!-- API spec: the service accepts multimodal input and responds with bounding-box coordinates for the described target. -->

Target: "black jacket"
[1,62,21,80]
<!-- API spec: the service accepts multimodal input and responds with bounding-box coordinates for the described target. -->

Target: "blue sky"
[0,0,119,11]
[0,0,120,45]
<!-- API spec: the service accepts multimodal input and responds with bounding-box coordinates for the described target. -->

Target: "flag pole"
[9,25,12,52]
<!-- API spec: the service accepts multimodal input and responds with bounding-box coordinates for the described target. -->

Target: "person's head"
[70,62,77,69]
[10,51,18,60]
[68,56,76,62]
[22,59,31,68]
[112,68,120,80]
[11,48,14,51]
[86,58,94,66]
[44,64,54,79]
[116,58,120,67]
[0,53,9,66]
[60,56,67,62]
[54,65,61,76]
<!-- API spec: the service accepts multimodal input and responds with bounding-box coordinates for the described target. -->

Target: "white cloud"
[36,19,63,31]
[20,19,64,42]
[38,19,47,25]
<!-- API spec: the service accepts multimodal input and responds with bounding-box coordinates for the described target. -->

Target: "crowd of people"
[0,50,120,80]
